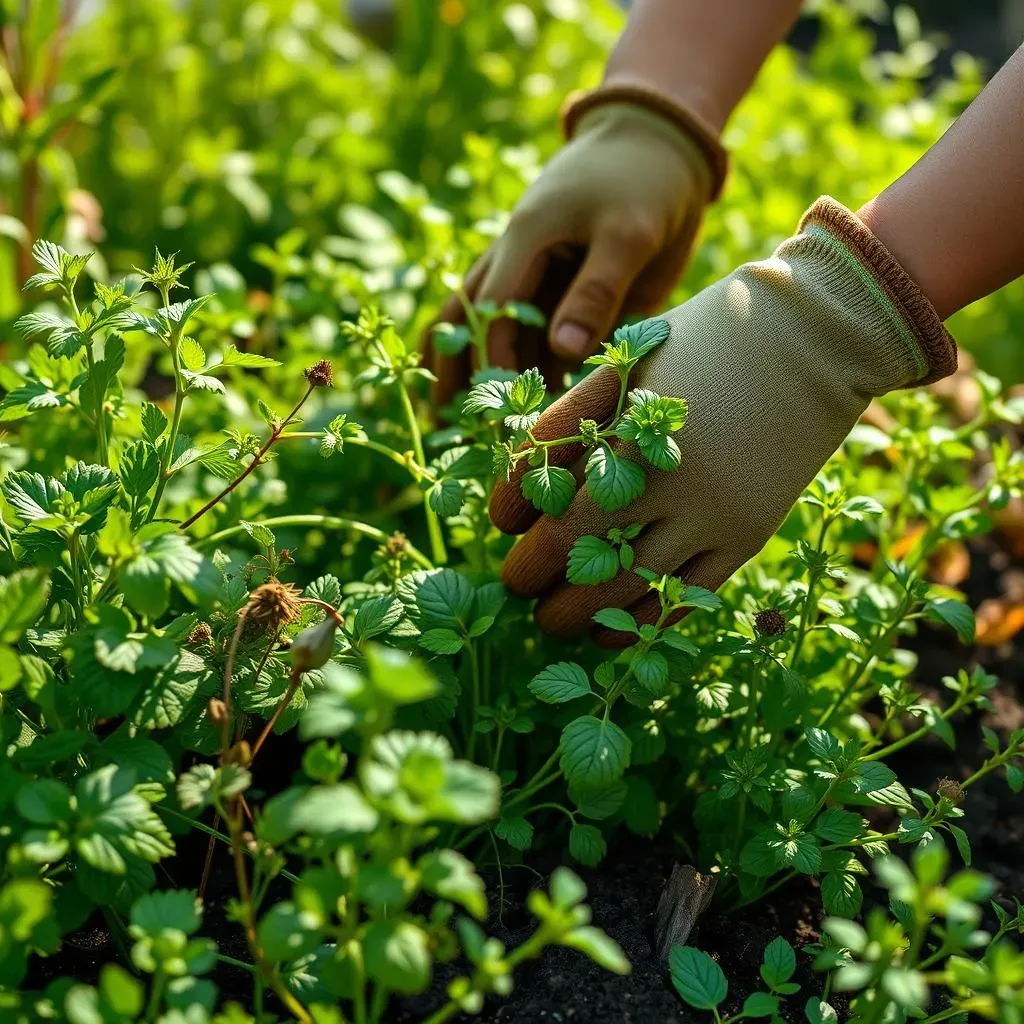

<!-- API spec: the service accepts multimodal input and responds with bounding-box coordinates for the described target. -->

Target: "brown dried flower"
[754,609,787,637]
[936,777,965,805]
[304,359,334,389]
[382,531,409,560]
[187,622,213,646]
[243,580,302,631]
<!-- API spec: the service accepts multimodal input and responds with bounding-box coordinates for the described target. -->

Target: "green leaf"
[130,889,201,937]
[569,823,607,866]
[567,535,620,585]
[495,816,534,850]
[258,902,322,963]
[852,760,898,794]
[403,569,475,629]
[419,627,464,655]
[363,920,431,994]
[352,595,404,641]
[431,322,471,356]
[805,997,839,1024]
[365,644,439,704]
[463,378,513,416]
[740,992,781,1018]
[528,662,592,703]
[213,343,281,370]
[571,779,627,820]
[521,465,576,517]
[614,317,671,360]
[631,650,668,693]
[179,337,206,372]
[805,727,840,761]
[881,968,928,1009]
[0,569,50,643]
[946,823,972,866]
[418,849,486,920]
[119,441,160,498]
[427,477,465,517]
[813,808,864,844]
[592,608,639,634]
[669,946,727,1010]
[585,447,645,513]
[562,925,630,975]
[559,716,631,789]
[17,779,73,825]
[289,784,380,836]
[925,598,975,644]
[822,872,862,917]
[760,936,796,988]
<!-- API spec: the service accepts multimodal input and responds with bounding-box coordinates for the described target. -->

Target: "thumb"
[549,222,658,359]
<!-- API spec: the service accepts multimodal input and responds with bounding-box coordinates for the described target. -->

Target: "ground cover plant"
[1,1,1024,1022]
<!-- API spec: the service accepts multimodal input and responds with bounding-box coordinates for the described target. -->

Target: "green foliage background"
[1,0,1022,382]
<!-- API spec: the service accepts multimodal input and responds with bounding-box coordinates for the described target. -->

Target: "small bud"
[936,778,965,805]
[382,532,409,560]
[244,581,302,630]
[754,609,787,637]
[207,697,228,726]
[290,617,339,672]
[187,622,213,646]
[223,740,251,766]
[304,359,334,389]
[579,418,600,447]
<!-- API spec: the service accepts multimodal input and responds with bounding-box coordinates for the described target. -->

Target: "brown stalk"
[179,384,314,531]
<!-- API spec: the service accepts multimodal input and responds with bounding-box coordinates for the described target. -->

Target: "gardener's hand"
[430,102,717,401]
[489,197,957,646]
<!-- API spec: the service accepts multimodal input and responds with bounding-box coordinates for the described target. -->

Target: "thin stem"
[250,668,303,761]
[281,432,434,480]
[179,385,315,531]
[466,641,481,762]
[147,344,185,522]
[395,373,446,564]
[864,698,966,761]
[217,953,259,975]
[193,515,433,570]
[227,800,312,1024]
[83,342,110,468]
[790,515,831,668]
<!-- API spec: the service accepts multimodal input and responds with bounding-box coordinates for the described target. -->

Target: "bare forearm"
[603,0,804,134]
[859,44,1024,320]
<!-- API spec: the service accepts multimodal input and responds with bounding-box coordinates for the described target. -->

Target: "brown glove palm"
[489,197,957,645]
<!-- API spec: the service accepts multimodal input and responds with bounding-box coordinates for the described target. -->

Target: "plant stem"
[217,953,258,974]
[147,344,185,522]
[179,385,315,531]
[466,641,481,762]
[250,667,303,761]
[395,374,446,564]
[226,799,312,1024]
[193,514,433,569]
[281,432,434,480]
[789,515,830,669]
[863,698,965,761]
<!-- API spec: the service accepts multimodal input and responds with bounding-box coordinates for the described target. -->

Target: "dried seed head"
[304,359,334,389]
[382,532,409,560]
[936,778,965,805]
[291,617,339,672]
[187,622,213,646]
[754,609,787,637]
[207,697,228,726]
[243,581,302,632]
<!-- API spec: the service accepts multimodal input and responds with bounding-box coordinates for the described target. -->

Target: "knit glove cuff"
[798,196,958,387]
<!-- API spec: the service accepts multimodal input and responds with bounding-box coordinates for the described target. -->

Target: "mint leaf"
[529,662,591,703]
[521,465,576,516]
[585,447,645,513]
[670,946,727,1010]
[567,536,619,585]
[569,823,606,866]
[592,608,639,634]
[559,716,630,789]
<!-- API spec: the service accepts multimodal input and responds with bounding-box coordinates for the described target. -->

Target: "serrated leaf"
[559,716,630,789]
[568,823,606,866]
[427,477,465,517]
[822,872,862,917]
[670,946,727,1010]
[495,816,533,850]
[521,465,576,516]
[419,628,464,655]
[592,608,639,634]
[528,662,591,703]
[585,447,645,513]
[567,536,620,585]
[760,936,796,988]
[179,337,206,372]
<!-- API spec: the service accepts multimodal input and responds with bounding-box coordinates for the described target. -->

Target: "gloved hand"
[489,197,957,645]
[431,99,721,401]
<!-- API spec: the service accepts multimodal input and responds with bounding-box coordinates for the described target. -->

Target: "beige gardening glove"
[490,197,957,646]
[431,94,726,401]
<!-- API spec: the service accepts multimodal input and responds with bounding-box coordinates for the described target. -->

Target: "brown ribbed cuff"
[561,84,729,201]
[799,196,957,386]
